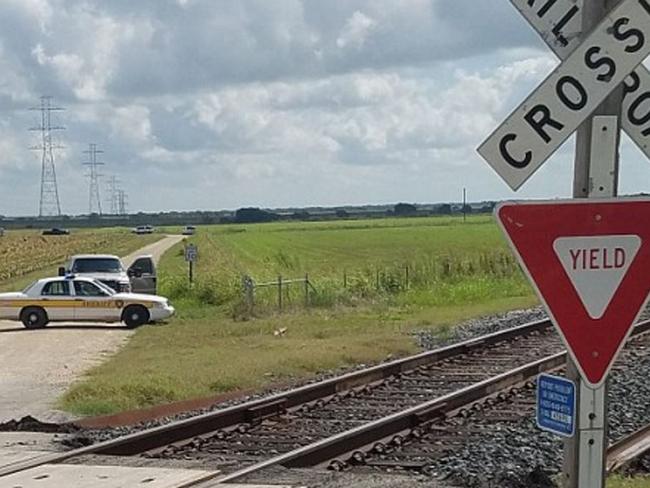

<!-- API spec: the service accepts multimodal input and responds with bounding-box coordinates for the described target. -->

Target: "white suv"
[60,254,158,294]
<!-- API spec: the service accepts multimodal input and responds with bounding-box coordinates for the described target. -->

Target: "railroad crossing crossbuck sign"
[496,199,650,387]
[478,0,650,190]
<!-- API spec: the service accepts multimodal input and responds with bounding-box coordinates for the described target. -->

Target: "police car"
[0,276,175,329]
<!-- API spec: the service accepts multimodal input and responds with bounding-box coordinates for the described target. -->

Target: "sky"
[1,0,650,216]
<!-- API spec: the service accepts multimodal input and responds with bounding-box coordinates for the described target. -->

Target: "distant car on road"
[42,228,70,236]
[59,254,157,294]
[132,225,154,235]
[182,225,196,235]
[0,276,174,329]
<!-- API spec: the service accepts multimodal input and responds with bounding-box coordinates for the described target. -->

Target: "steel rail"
[607,423,650,472]
[208,352,567,484]
[0,318,552,478]
[202,318,650,485]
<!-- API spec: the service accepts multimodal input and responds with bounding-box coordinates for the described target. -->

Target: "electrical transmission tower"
[117,189,128,216]
[106,176,120,215]
[30,96,64,217]
[83,144,104,215]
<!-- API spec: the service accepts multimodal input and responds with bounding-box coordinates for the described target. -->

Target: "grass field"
[160,216,526,314]
[61,215,540,415]
[609,476,650,487]
[0,229,159,292]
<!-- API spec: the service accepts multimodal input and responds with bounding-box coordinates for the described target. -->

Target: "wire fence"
[241,274,317,314]
[237,250,523,316]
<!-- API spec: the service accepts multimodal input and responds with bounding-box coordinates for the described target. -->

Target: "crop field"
[62,215,540,415]
[160,216,529,313]
[0,229,158,291]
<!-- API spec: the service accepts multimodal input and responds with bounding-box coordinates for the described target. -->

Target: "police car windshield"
[92,280,117,296]
[72,258,123,273]
[22,281,38,294]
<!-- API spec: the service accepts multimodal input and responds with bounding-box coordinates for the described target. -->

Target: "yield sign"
[496,199,650,387]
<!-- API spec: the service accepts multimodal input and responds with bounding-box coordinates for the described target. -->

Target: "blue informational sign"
[536,373,576,437]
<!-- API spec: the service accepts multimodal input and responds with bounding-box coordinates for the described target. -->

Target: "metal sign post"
[476,0,650,484]
[570,114,620,488]
[184,244,198,286]
[566,2,622,486]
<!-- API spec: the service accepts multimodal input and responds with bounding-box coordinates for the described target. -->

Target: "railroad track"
[326,328,650,487]
[1,318,649,487]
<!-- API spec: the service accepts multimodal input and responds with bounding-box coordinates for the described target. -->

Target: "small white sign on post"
[479,0,650,190]
[184,244,198,263]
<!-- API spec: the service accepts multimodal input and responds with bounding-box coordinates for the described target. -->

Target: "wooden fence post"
[304,274,309,306]
[242,275,254,314]
[405,264,410,290]
[278,275,283,311]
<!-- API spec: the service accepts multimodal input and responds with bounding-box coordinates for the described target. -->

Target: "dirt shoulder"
[0,235,183,423]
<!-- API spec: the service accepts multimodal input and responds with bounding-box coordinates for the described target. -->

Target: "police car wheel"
[123,305,149,329]
[21,307,48,329]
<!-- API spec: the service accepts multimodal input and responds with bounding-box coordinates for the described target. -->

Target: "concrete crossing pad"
[1,464,219,487]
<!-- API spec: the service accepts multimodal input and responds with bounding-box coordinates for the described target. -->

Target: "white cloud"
[108,105,153,146]
[1,0,649,216]
[336,11,377,49]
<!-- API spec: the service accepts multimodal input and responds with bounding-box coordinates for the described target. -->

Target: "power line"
[29,96,64,217]
[83,143,104,215]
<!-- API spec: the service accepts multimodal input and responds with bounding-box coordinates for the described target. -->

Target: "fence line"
[242,274,315,312]
[240,252,520,314]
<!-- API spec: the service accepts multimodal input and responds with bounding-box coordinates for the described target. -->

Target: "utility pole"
[117,189,128,216]
[83,144,105,215]
[462,187,467,223]
[106,176,120,215]
[29,96,64,217]
[564,1,622,487]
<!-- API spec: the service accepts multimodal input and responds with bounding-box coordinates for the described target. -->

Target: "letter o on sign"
[556,76,588,111]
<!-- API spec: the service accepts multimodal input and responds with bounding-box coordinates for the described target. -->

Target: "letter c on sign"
[499,134,532,169]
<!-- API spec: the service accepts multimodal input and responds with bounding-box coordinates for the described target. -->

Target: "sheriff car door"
[73,280,119,321]
[40,279,73,321]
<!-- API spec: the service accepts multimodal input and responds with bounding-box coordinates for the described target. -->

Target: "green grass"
[158,216,527,314]
[608,476,650,487]
[59,215,540,415]
[60,295,537,415]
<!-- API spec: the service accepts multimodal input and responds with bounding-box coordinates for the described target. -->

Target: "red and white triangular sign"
[497,199,650,387]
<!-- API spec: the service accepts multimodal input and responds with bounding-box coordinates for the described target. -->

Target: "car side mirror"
[58,267,66,277]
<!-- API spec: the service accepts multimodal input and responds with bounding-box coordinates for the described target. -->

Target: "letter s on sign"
[613,17,645,53]
[499,134,532,169]
[584,47,616,82]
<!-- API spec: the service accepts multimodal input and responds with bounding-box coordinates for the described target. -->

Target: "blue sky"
[1,0,649,216]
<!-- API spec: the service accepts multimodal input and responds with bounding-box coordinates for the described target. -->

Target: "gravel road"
[0,235,184,424]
